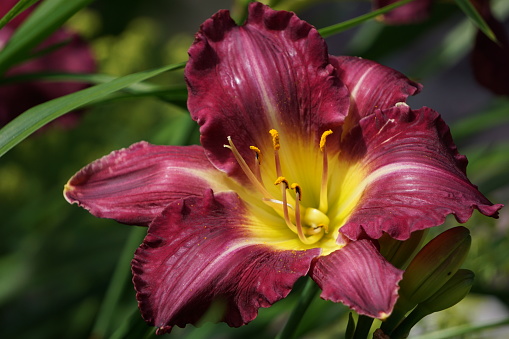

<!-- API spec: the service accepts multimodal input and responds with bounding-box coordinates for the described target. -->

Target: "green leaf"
[275,278,320,339]
[318,0,417,38]
[0,72,188,104]
[453,0,497,43]
[451,99,509,145]
[345,313,356,339]
[0,62,186,158]
[91,227,146,339]
[411,317,509,339]
[0,0,39,31]
[0,0,94,74]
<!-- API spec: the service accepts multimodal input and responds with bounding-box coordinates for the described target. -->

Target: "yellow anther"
[269,129,280,150]
[290,183,302,201]
[274,176,288,187]
[249,146,262,164]
[320,129,333,152]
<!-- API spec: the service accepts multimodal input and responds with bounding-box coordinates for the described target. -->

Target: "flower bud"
[390,269,474,338]
[399,226,471,307]
[418,268,474,313]
[379,229,428,269]
[381,227,472,335]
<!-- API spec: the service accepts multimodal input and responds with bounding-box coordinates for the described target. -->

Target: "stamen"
[319,130,333,152]
[269,129,283,177]
[291,184,320,245]
[224,137,272,200]
[249,146,263,184]
[269,129,280,150]
[250,146,262,164]
[274,177,298,234]
[319,130,332,213]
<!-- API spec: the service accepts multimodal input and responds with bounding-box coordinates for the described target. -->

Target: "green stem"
[318,0,416,38]
[91,227,147,338]
[390,306,427,339]
[275,278,320,339]
[353,315,375,339]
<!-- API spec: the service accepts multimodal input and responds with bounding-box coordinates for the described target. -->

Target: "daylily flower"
[373,0,509,95]
[64,2,502,334]
[0,0,96,127]
[471,0,509,96]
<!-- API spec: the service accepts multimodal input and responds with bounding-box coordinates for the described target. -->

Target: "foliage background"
[0,0,508,338]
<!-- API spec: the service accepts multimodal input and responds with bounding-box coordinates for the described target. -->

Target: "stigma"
[225,129,333,245]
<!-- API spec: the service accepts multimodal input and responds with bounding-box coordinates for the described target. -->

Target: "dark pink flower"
[471,0,509,96]
[373,0,432,25]
[373,0,509,96]
[64,3,501,334]
[0,0,96,127]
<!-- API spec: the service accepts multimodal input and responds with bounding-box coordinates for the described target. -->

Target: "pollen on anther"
[320,130,333,152]
[274,176,288,187]
[269,129,280,150]
[290,183,302,200]
[249,146,262,164]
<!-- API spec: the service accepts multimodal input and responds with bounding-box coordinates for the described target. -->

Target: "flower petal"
[132,190,320,333]
[373,0,432,25]
[471,0,509,96]
[64,142,230,226]
[339,105,503,240]
[185,2,349,178]
[310,239,403,319]
[330,56,422,133]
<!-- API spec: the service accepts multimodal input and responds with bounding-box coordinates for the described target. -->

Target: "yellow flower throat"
[225,129,334,245]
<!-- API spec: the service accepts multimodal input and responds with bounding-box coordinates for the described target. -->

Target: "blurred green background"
[1,0,508,338]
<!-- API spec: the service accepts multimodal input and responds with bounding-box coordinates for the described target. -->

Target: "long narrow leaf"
[0,72,188,103]
[0,0,39,31]
[92,227,146,339]
[0,62,185,158]
[411,317,509,339]
[454,0,497,42]
[0,0,94,74]
[318,0,416,38]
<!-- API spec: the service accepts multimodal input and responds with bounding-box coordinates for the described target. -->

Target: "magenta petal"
[310,239,403,319]
[186,2,349,177]
[373,0,432,25]
[132,190,320,333]
[471,0,509,96]
[331,56,421,129]
[341,105,503,241]
[64,142,228,226]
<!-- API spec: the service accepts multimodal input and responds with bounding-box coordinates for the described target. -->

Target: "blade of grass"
[91,227,147,339]
[318,0,416,38]
[275,278,320,339]
[0,72,188,103]
[0,62,186,158]
[453,0,497,42]
[0,0,39,30]
[411,317,509,339]
[451,99,509,144]
[0,0,94,74]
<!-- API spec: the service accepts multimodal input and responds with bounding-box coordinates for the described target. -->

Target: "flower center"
[225,129,333,245]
